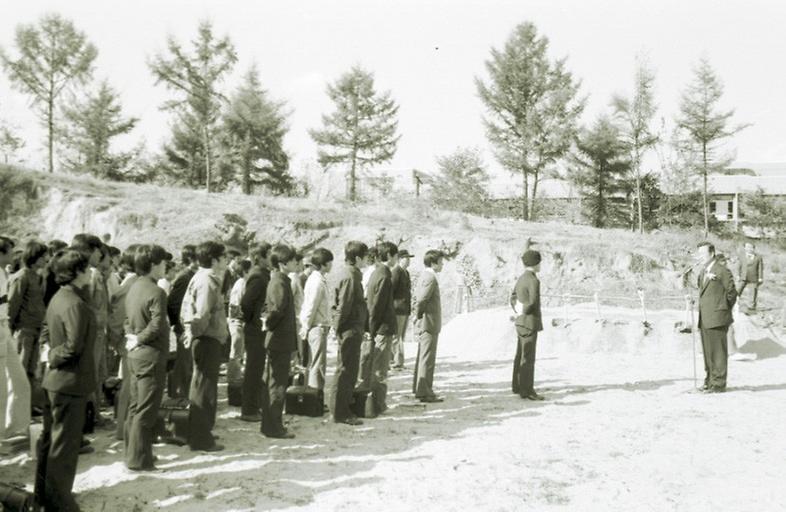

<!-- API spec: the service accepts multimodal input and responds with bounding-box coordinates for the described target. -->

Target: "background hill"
[3,164,786,325]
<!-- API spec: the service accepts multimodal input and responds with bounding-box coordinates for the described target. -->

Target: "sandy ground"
[2,306,786,511]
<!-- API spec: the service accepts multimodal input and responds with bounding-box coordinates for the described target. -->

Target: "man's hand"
[182,332,193,350]
[125,334,139,352]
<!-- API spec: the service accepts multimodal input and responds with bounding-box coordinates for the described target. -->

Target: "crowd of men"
[0,232,448,511]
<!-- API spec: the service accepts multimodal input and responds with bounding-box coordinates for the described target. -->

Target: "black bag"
[102,377,122,407]
[285,386,324,417]
[227,384,242,407]
[0,482,34,512]
[349,389,370,418]
[157,398,190,446]
[82,400,95,434]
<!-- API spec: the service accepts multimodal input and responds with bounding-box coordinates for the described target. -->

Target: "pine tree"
[570,117,631,228]
[1,13,97,173]
[148,20,237,192]
[476,21,584,221]
[676,57,748,237]
[429,147,490,214]
[60,80,137,179]
[309,66,399,202]
[0,124,24,164]
[222,65,291,195]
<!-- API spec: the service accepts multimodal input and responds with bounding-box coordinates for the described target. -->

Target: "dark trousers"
[188,336,222,450]
[738,281,759,309]
[35,391,86,512]
[329,329,362,422]
[115,356,130,441]
[262,349,291,436]
[124,347,166,469]
[412,331,439,398]
[700,326,729,389]
[242,336,269,417]
[167,331,192,399]
[356,333,374,392]
[512,331,538,396]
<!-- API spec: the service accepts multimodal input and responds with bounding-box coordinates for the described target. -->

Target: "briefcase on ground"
[0,482,34,512]
[227,384,242,407]
[157,398,190,446]
[285,386,324,417]
[349,389,370,418]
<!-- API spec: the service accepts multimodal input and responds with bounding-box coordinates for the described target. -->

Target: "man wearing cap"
[510,249,544,401]
[391,249,412,370]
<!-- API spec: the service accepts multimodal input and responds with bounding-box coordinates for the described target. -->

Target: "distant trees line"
[0,15,765,236]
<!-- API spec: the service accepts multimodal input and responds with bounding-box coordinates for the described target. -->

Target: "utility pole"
[413,169,422,198]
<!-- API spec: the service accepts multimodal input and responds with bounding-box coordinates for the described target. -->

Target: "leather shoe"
[127,465,159,472]
[264,430,295,439]
[192,443,224,452]
[337,416,363,426]
[239,414,262,422]
[524,393,545,401]
[419,396,444,403]
[706,387,726,394]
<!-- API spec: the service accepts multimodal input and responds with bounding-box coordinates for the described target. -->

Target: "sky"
[1,0,785,181]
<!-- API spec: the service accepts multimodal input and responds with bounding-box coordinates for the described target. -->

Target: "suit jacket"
[510,270,543,335]
[241,265,270,342]
[367,264,397,337]
[8,267,46,332]
[265,270,297,352]
[332,265,367,336]
[391,265,412,316]
[167,268,195,334]
[697,258,737,329]
[125,275,170,353]
[41,284,97,396]
[740,254,764,283]
[415,269,442,335]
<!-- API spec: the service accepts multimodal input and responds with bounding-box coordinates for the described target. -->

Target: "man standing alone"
[697,242,737,393]
[737,241,763,311]
[391,249,412,370]
[510,250,544,401]
[412,250,444,403]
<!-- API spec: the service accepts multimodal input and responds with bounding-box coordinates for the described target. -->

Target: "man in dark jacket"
[262,244,298,439]
[166,245,197,398]
[390,249,412,369]
[737,241,763,310]
[412,250,444,402]
[8,239,48,382]
[329,241,369,426]
[239,243,271,422]
[697,242,737,392]
[36,249,95,511]
[510,250,544,401]
[124,244,170,471]
[362,242,398,415]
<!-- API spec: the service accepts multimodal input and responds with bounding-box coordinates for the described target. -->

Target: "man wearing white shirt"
[299,248,333,391]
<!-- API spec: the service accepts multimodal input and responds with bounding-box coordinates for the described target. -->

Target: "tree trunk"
[349,151,357,202]
[530,169,540,221]
[47,94,54,173]
[521,168,529,221]
[702,143,709,238]
[635,160,643,234]
[204,125,211,193]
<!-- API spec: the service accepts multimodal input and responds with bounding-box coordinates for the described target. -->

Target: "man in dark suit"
[329,241,369,425]
[737,241,763,310]
[239,243,271,422]
[262,244,298,439]
[510,250,544,400]
[412,250,444,403]
[166,244,197,399]
[363,242,398,416]
[124,244,170,471]
[696,242,737,392]
[390,249,412,370]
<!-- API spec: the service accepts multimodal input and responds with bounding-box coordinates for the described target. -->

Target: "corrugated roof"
[708,175,786,195]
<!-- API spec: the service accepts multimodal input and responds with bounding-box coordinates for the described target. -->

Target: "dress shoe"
[419,396,444,403]
[192,443,224,452]
[264,430,295,439]
[706,387,726,394]
[78,445,95,455]
[337,416,363,426]
[524,393,545,401]
[239,413,262,422]
[127,465,159,472]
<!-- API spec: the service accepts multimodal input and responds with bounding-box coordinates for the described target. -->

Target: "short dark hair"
[0,236,14,255]
[134,244,170,275]
[120,244,140,273]
[250,242,272,265]
[181,244,197,266]
[52,249,90,286]
[367,246,379,263]
[47,239,67,256]
[227,248,242,258]
[423,250,444,268]
[71,233,103,257]
[196,241,225,268]
[376,242,398,263]
[107,245,121,258]
[310,248,334,270]
[270,244,296,269]
[294,251,304,263]
[22,240,48,268]
[697,242,715,255]
[345,241,369,265]
[237,259,252,275]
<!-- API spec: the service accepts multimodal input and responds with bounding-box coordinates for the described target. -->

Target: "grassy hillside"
[3,165,785,323]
